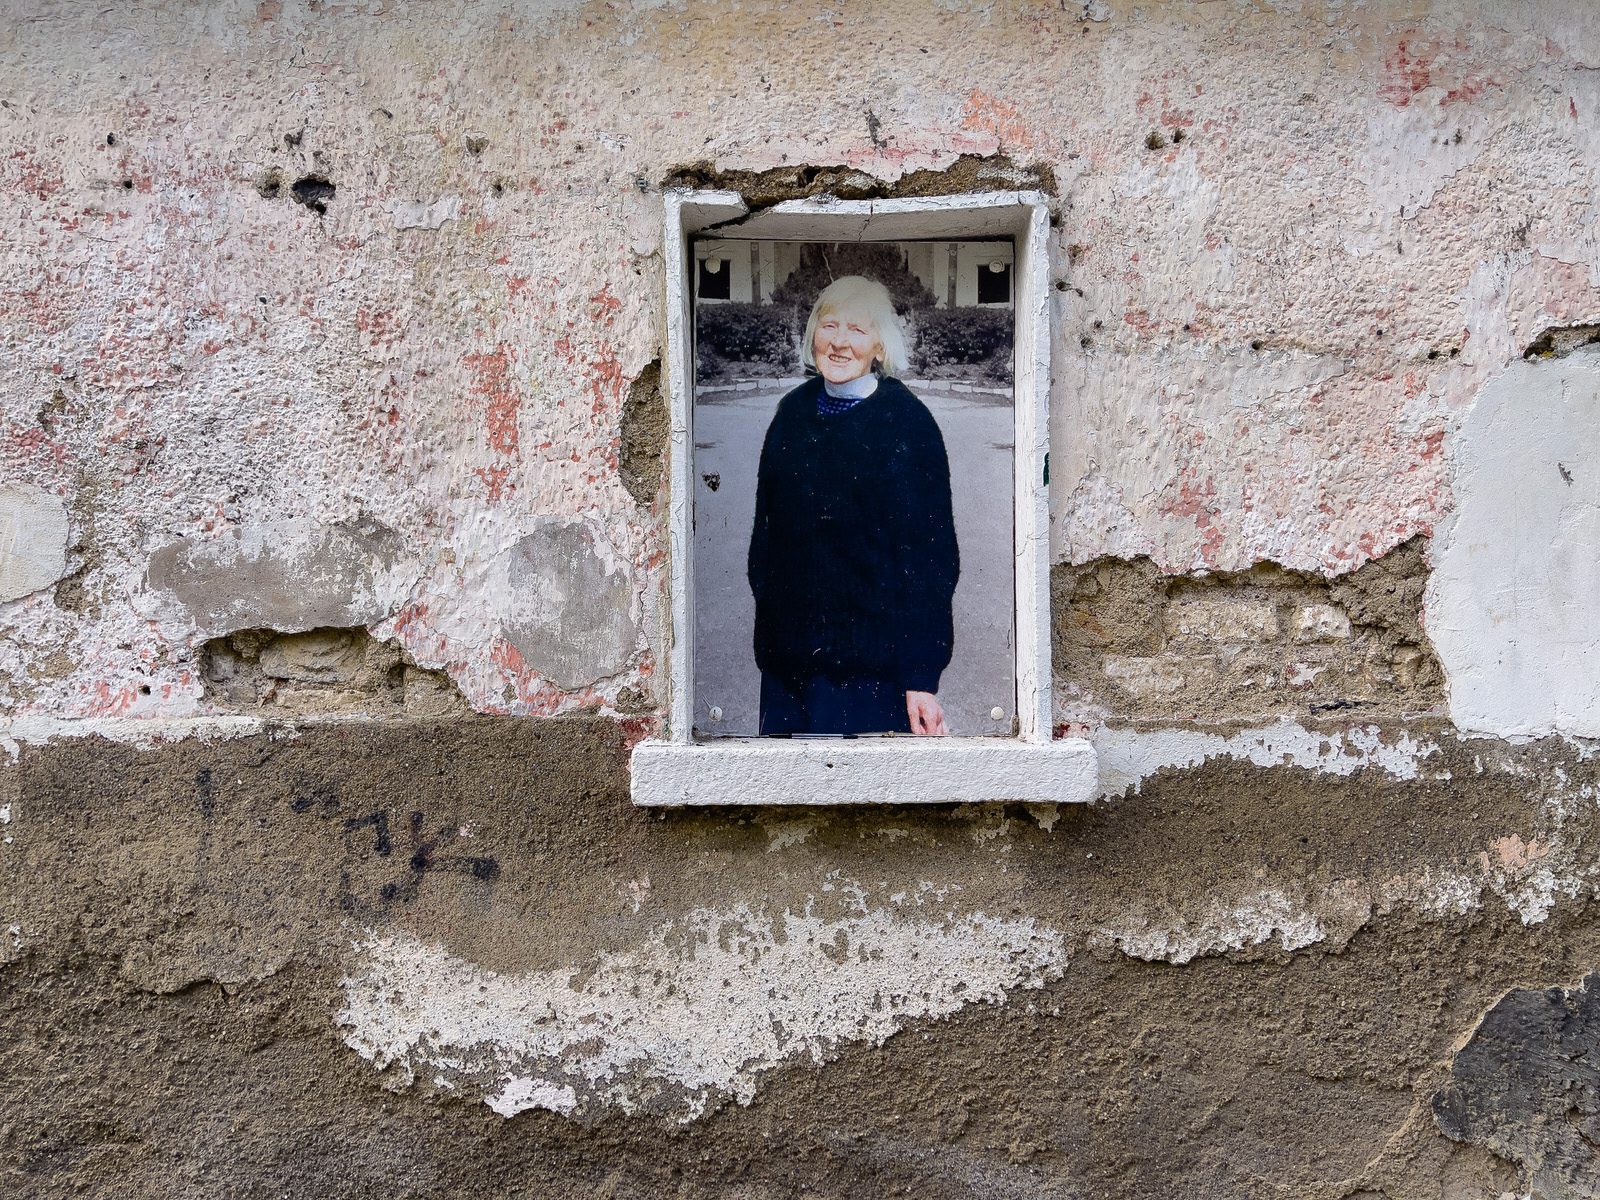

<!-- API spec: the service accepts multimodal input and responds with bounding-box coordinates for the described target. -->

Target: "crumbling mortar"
[661,153,1058,218]
[199,626,470,718]
[1523,322,1600,360]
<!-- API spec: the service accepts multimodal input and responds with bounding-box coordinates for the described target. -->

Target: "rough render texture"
[2,1,1600,1196]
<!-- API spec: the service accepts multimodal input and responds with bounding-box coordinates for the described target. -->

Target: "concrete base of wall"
[1,716,1593,1198]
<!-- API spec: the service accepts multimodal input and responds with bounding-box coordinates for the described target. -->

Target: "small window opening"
[978,259,1012,305]
[697,256,731,301]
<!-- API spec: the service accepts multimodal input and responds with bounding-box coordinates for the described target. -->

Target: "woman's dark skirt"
[758,673,911,736]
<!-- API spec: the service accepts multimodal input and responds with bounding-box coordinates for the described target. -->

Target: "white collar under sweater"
[821,372,880,400]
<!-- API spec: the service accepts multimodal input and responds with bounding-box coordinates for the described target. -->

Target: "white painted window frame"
[631,188,1096,807]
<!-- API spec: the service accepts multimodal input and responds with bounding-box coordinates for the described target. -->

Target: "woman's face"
[811,305,882,385]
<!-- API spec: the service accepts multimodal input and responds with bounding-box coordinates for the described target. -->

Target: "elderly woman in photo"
[747,275,960,736]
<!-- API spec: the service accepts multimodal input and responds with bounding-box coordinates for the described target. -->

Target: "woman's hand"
[906,691,948,736]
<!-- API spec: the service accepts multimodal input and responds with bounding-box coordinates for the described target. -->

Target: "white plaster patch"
[337,901,1066,1121]
[486,1077,578,1118]
[1100,888,1327,964]
[1428,350,1600,737]
[762,817,818,852]
[0,715,269,761]
[0,482,69,603]
[1093,719,1444,797]
[390,196,463,230]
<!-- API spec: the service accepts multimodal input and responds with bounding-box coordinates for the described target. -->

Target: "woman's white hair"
[801,275,909,377]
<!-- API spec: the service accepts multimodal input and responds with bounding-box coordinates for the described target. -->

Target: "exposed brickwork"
[1053,537,1444,722]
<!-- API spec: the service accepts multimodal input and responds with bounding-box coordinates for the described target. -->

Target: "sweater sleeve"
[746,406,781,610]
[891,398,960,694]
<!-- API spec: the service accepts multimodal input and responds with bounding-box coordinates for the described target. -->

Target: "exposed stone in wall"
[1434,972,1600,1200]
[1053,538,1442,723]
[1524,322,1600,360]
[200,627,468,717]
[662,153,1055,209]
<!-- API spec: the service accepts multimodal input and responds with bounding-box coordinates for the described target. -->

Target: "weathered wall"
[3,2,1600,1196]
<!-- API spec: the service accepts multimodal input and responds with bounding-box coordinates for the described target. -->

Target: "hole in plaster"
[491,179,506,197]
[200,627,469,717]
[619,360,667,507]
[1054,536,1443,722]
[291,174,336,215]
[1144,130,1167,150]
[1172,128,1186,143]
[1080,335,1093,349]
[121,178,133,190]
[105,133,116,146]
[254,168,283,201]
[1523,323,1600,360]
[284,130,303,150]
[1250,339,1264,352]
[466,135,488,156]
[138,684,151,695]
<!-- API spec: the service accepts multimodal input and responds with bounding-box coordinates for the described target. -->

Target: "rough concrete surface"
[3,0,1600,1196]
[1,718,1597,1199]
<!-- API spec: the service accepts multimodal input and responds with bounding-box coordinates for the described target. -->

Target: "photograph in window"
[691,239,1016,738]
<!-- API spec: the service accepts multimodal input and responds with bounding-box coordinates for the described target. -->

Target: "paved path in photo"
[692,380,1016,738]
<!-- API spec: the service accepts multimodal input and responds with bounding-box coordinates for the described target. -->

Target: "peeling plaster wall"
[3,0,1598,723]
[4,2,1600,1197]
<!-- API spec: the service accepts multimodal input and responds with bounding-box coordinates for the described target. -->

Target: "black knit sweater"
[746,374,959,693]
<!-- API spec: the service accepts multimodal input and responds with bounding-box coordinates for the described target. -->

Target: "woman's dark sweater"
[746,374,959,693]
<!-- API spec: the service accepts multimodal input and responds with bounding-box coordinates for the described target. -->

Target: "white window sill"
[630,737,1099,807]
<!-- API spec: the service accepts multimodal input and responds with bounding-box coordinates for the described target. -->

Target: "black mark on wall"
[287,782,498,913]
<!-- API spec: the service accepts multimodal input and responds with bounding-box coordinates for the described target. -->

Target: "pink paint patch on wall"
[463,346,521,457]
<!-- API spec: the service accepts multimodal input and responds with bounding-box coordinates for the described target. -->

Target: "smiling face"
[810,305,883,385]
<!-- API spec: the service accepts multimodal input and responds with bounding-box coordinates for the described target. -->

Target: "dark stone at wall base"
[1433,971,1600,1199]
